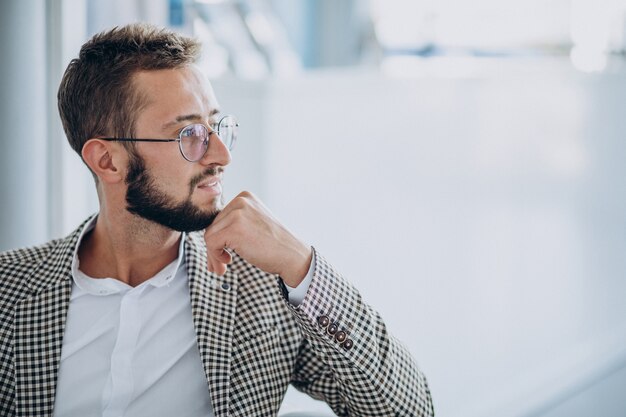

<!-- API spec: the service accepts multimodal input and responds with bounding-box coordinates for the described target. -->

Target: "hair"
[57,23,201,167]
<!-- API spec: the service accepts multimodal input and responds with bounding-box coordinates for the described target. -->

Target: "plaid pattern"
[0,217,433,416]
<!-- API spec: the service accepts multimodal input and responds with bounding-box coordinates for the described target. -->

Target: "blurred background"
[1,0,626,416]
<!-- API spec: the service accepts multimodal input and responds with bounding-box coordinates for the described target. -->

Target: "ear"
[82,139,127,184]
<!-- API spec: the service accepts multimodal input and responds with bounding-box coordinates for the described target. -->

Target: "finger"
[222,248,234,264]
[205,233,236,263]
[204,208,237,237]
[208,249,231,276]
[207,252,228,275]
[205,224,236,273]
[214,248,232,264]
[206,251,214,273]
[205,242,231,271]
[214,261,228,276]
[213,191,257,220]
[204,208,243,253]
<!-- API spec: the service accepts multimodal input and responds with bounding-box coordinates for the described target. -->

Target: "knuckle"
[232,197,248,210]
[231,208,245,222]
[238,190,257,202]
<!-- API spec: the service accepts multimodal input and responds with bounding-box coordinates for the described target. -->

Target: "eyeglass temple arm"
[100,138,180,143]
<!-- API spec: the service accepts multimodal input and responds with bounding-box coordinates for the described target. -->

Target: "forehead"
[132,66,219,124]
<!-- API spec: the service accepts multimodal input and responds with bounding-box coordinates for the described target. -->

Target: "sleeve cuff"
[283,248,315,306]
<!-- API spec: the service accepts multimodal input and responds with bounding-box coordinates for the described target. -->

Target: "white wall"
[213,60,626,416]
[0,0,48,251]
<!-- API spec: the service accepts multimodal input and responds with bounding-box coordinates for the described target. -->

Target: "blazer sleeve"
[281,248,434,417]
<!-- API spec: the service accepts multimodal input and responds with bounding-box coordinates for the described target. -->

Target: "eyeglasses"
[101,115,238,162]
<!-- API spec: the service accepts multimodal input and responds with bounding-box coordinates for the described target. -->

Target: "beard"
[125,154,222,232]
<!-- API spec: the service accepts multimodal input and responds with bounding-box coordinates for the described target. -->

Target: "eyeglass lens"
[180,124,209,162]
[179,116,238,162]
[217,115,237,151]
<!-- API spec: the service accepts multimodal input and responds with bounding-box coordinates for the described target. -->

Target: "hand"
[203,191,313,287]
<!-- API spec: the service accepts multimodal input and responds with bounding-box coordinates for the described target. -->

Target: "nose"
[199,131,231,167]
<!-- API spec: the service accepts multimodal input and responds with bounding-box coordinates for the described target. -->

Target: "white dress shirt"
[53,217,313,416]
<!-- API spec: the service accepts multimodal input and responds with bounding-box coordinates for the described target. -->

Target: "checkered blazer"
[0,217,433,416]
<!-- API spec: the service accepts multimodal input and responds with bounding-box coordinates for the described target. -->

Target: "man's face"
[124,152,222,232]
[123,66,231,232]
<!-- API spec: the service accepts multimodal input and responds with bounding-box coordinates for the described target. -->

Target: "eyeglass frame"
[99,114,238,162]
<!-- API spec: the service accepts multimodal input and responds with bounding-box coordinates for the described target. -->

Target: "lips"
[196,177,222,200]
[197,176,221,188]
[199,179,218,188]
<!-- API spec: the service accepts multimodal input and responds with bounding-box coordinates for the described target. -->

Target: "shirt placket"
[103,287,143,417]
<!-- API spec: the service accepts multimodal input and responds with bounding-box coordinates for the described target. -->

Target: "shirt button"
[220,282,231,292]
[317,315,330,328]
[327,322,338,336]
[342,339,354,351]
[335,331,347,343]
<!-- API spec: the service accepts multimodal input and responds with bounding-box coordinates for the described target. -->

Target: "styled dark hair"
[57,23,200,165]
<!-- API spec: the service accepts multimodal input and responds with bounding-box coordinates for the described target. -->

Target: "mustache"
[189,167,223,190]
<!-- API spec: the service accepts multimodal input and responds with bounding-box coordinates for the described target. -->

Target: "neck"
[78,208,183,287]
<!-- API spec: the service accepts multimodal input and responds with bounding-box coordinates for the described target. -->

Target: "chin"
[198,195,224,212]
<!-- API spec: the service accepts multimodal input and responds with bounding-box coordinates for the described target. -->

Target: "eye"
[180,124,206,137]
[179,124,210,161]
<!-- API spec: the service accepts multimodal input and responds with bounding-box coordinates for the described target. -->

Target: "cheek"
[149,160,195,195]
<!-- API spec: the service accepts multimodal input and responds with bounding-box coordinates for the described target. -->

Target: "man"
[0,23,433,417]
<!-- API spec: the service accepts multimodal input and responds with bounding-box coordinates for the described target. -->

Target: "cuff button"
[317,315,330,328]
[342,339,354,351]
[327,323,338,335]
[335,331,347,343]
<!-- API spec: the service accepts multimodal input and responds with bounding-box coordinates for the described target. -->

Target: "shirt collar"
[71,215,187,296]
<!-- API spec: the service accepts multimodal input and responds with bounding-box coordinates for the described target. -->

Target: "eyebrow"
[161,108,221,130]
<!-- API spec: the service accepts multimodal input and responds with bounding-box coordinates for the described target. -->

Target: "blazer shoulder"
[0,239,62,270]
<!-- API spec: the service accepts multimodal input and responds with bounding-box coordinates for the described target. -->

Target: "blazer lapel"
[13,223,84,416]
[185,232,238,417]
